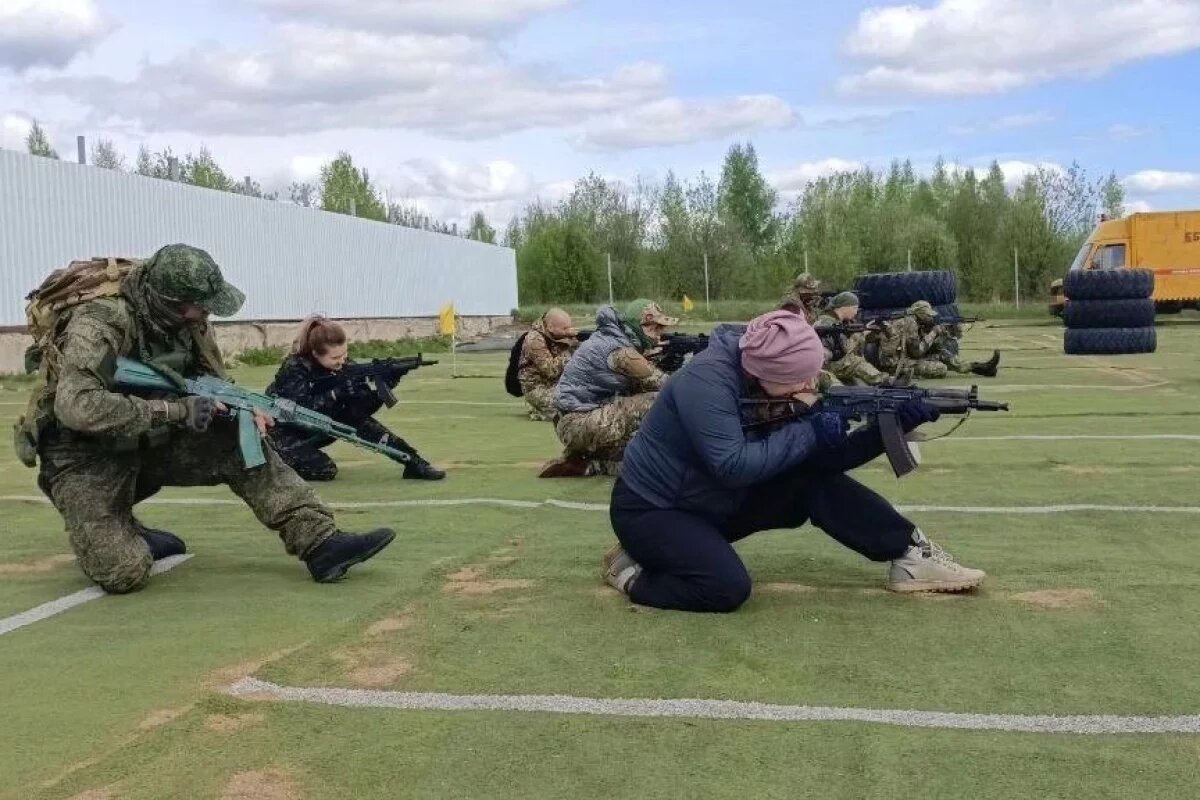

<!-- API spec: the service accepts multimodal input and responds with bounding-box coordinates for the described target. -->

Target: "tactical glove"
[167,396,218,432]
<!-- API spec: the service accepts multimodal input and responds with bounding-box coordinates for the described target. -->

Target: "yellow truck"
[1050,210,1200,315]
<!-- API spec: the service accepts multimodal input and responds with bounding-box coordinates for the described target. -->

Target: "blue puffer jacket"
[619,325,888,520]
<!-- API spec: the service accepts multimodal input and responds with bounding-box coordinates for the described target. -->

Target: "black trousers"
[270,415,413,481]
[609,469,915,613]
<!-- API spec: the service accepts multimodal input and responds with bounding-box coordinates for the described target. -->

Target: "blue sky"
[2,0,1198,224]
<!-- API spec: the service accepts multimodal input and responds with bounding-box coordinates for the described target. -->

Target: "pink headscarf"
[739,310,825,385]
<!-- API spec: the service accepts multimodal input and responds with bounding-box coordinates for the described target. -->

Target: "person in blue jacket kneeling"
[604,309,986,613]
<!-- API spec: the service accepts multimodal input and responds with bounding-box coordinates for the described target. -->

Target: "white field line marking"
[395,400,522,407]
[225,677,1200,735]
[0,555,192,637]
[945,382,1169,392]
[4,495,1200,515]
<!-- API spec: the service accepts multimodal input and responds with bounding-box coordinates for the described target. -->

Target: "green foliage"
[233,346,288,366]
[320,152,387,221]
[25,120,58,159]
[90,138,125,170]
[183,147,235,191]
[466,211,497,244]
[389,204,458,235]
[506,152,1127,305]
[517,218,604,304]
[346,336,452,358]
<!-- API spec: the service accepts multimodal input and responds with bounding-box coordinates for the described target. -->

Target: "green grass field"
[2,317,1200,799]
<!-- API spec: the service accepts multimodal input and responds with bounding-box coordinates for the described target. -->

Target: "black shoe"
[403,455,446,480]
[137,529,187,560]
[305,529,396,583]
[970,349,1001,378]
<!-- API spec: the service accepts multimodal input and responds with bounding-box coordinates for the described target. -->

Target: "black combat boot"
[403,454,446,481]
[969,350,1001,378]
[136,527,187,560]
[305,529,396,583]
[383,435,446,480]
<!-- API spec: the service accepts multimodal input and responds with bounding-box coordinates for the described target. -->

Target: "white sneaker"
[602,544,641,595]
[887,530,985,593]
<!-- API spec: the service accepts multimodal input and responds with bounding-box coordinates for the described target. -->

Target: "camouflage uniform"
[27,245,337,593]
[780,273,823,324]
[876,302,957,379]
[816,312,887,386]
[555,351,664,463]
[550,303,671,471]
[518,317,578,422]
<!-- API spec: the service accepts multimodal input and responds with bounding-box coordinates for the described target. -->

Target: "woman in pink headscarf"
[604,310,984,613]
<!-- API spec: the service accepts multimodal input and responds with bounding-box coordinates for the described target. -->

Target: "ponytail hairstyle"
[292,315,347,359]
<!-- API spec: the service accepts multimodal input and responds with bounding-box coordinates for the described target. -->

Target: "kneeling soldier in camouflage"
[16,245,394,594]
[877,301,998,380]
[815,292,889,386]
[540,300,675,477]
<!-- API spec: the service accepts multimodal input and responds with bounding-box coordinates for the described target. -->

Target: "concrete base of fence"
[0,315,514,375]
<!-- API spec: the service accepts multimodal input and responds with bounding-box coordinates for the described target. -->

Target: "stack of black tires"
[853,270,959,322]
[1062,269,1156,355]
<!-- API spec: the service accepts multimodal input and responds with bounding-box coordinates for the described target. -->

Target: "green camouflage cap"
[144,244,245,317]
[830,291,860,309]
[790,273,821,294]
[623,298,678,327]
[908,300,937,321]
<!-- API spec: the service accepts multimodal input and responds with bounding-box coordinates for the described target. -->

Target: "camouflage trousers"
[522,384,557,422]
[828,354,886,386]
[893,358,951,379]
[555,393,658,461]
[38,420,337,594]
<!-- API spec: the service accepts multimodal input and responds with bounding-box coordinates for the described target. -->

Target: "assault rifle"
[114,358,414,468]
[653,332,710,373]
[858,310,983,326]
[309,355,437,408]
[742,384,1007,478]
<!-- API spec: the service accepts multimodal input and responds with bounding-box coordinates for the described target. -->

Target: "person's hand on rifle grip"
[897,399,941,433]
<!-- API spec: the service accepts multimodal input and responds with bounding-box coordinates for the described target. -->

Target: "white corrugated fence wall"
[0,150,517,327]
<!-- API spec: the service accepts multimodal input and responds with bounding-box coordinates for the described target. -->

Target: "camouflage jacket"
[517,318,578,394]
[878,316,943,365]
[30,295,225,443]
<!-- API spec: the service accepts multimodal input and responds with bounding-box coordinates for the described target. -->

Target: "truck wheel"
[1063,268,1154,300]
[854,270,957,308]
[1063,327,1157,355]
[1063,298,1156,329]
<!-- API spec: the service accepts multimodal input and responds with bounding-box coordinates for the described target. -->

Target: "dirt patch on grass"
[66,787,121,800]
[447,579,535,596]
[758,582,817,595]
[365,614,413,637]
[1054,465,1117,476]
[443,550,535,597]
[348,658,412,688]
[204,646,307,690]
[137,706,190,731]
[333,647,413,688]
[205,713,266,734]
[1013,589,1102,610]
[0,553,75,575]
[220,768,301,800]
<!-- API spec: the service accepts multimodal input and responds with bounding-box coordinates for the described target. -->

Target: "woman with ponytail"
[266,316,445,482]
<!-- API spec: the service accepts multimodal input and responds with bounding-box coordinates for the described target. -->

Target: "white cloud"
[841,0,1200,96]
[577,95,797,150]
[390,158,536,203]
[992,160,1063,189]
[770,158,864,200]
[0,112,34,149]
[37,24,668,139]
[0,0,112,72]
[1124,170,1200,193]
[1126,199,1155,213]
[950,111,1054,136]
[1106,123,1152,142]
[251,0,571,35]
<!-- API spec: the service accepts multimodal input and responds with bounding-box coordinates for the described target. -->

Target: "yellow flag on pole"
[438,302,457,336]
[682,294,695,313]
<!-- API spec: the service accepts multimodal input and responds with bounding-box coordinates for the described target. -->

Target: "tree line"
[18,120,1123,303]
